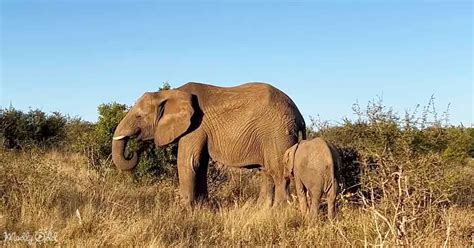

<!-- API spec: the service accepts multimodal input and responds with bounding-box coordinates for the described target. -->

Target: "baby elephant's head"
[283,143,299,178]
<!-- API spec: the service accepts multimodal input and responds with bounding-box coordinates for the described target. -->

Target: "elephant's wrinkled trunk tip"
[112,138,139,171]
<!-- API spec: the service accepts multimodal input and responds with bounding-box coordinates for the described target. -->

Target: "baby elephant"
[284,138,342,219]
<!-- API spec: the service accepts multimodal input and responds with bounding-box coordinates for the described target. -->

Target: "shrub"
[466,127,474,157]
[0,107,67,149]
[0,107,28,149]
[63,117,97,164]
[94,102,129,160]
[309,97,471,245]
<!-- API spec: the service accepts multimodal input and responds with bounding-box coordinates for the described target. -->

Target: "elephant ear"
[283,144,298,177]
[154,90,194,146]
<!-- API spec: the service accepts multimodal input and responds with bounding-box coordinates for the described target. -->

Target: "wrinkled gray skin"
[112,82,306,207]
[284,138,341,219]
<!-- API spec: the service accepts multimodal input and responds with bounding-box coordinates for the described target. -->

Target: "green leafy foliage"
[466,127,474,157]
[159,82,171,91]
[64,117,95,152]
[309,97,471,244]
[95,102,129,159]
[0,107,67,149]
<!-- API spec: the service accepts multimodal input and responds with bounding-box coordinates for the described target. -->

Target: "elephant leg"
[309,189,323,218]
[327,195,336,220]
[264,152,289,206]
[273,174,290,206]
[327,183,338,220]
[177,130,208,207]
[257,171,274,207]
[295,177,308,214]
[177,153,195,207]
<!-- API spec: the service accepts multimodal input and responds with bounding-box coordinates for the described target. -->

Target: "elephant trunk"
[112,138,139,171]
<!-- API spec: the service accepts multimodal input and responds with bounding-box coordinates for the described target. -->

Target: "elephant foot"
[257,172,275,208]
[273,182,291,207]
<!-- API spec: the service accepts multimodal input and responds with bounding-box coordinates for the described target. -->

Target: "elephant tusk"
[113,136,126,140]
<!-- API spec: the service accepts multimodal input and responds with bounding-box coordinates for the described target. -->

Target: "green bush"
[0,107,28,149]
[0,107,67,149]
[94,102,129,160]
[309,97,471,244]
[64,117,95,152]
[466,127,474,157]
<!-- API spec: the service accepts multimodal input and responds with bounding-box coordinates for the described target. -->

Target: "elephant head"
[112,90,194,171]
[283,143,299,178]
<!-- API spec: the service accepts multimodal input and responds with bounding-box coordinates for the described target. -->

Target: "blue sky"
[1,1,472,125]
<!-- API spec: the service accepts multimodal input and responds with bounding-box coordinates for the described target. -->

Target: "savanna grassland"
[1,150,473,247]
[1,97,473,247]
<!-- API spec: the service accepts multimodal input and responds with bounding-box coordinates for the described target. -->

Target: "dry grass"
[1,150,473,247]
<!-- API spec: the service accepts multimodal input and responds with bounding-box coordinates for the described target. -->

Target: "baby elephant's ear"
[283,144,298,177]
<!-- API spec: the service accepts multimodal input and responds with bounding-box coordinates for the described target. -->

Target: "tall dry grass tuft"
[1,149,472,247]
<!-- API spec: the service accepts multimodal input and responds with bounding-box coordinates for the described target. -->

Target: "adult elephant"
[112,82,306,207]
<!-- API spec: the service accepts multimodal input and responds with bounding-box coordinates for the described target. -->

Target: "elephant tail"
[297,129,306,142]
[296,115,306,142]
